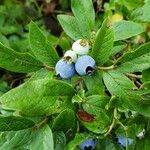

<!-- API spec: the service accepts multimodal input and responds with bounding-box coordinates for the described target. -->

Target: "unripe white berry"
[136,129,145,139]
[63,50,77,63]
[72,39,90,55]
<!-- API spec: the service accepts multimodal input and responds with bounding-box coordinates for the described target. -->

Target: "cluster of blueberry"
[55,39,96,79]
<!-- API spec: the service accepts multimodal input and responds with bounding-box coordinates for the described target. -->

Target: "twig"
[35,117,48,129]
[104,108,117,137]
[43,64,54,71]
[126,73,142,79]
[97,65,115,70]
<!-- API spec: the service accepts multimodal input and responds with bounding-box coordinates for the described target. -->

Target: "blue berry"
[117,136,133,147]
[55,59,75,79]
[75,55,96,76]
[80,138,97,150]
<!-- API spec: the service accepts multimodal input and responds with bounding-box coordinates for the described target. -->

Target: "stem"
[104,109,117,137]
[97,65,115,70]
[44,64,54,71]
[35,117,48,129]
[126,73,142,79]
[105,96,116,110]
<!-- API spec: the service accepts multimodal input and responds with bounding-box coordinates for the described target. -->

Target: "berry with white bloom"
[80,138,97,150]
[116,136,133,147]
[75,55,96,76]
[55,59,75,79]
[72,39,90,55]
[63,50,77,63]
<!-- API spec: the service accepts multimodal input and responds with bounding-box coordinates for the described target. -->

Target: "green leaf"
[117,42,150,73]
[0,42,42,73]
[82,95,110,114]
[67,133,90,150]
[117,53,150,73]
[0,116,35,131]
[83,71,104,95]
[0,79,75,116]
[112,20,145,41]
[136,134,150,150]
[0,129,32,149]
[29,21,59,66]
[122,0,143,10]
[30,125,54,150]
[103,71,150,117]
[111,44,127,56]
[131,1,150,22]
[52,109,76,133]
[57,15,89,40]
[53,131,66,150]
[91,19,114,65]
[80,110,110,134]
[103,70,137,110]
[142,68,150,83]
[0,33,9,46]
[117,43,150,63]
[28,68,54,82]
[71,0,95,30]
[0,81,8,97]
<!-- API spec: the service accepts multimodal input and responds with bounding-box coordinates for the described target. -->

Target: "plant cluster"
[0,0,150,150]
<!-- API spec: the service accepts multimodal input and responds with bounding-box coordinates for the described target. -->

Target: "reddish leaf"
[77,111,95,122]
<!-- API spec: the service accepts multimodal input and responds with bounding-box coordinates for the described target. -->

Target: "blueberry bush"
[0,0,150,149]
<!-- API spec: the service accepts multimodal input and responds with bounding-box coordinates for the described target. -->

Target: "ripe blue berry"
[117,136,133,147]
[80,138,97,150]
[55,59,75,79]
[75,55,96,76]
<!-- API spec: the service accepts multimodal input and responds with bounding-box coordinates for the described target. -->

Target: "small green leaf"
[30,125,54,150]
[57,15,89,40]
[142,68,150,83]
[0,42,42,73]
[0,81,8,97]
[53,131,66,150]
[80,110,110,134]
[117,42,150,73]
[136,134,150,150]
[112,20,145,41]
[122,0,143,10]
[117,53,150,73]
[111,44,127,56]
[0,33,9,46]
[0,116,35,131]
[29,21,59,66]
[103,70,137,110]
[82,95,110,114]
[52,109,76,133]
[117,42,150,63]
[83,71,104,95]
[71,0,95,30]
[67,133,90,150]
[91,19,114,65]
[131,1,150,22]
